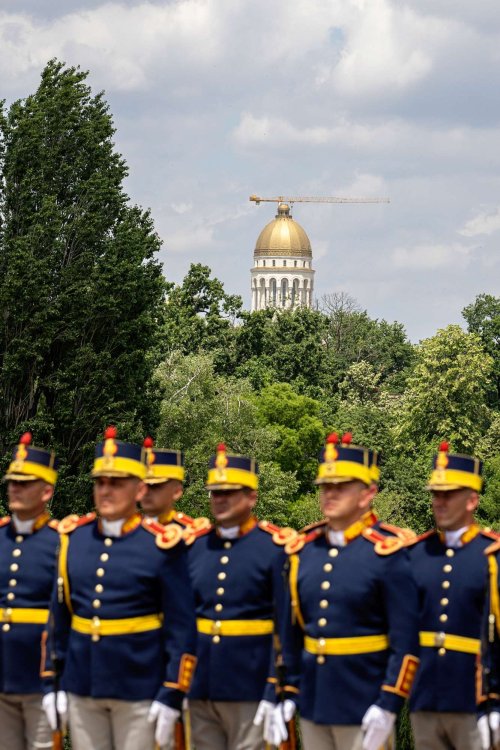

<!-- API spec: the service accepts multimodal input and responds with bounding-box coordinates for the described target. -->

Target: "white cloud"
[392,243,477,270]
[459,207,500,237]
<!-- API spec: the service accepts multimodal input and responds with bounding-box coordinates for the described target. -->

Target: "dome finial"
[277,202,291,217]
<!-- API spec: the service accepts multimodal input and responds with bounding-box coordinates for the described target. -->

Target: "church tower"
[250,203,315,311]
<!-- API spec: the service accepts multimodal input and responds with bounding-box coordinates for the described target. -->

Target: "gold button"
[323,563,333,572]
[104,538,113,547]
[15,535,23,543]
[318,618,327,627]
[439,613,448,623]
[216,588,224,596]
[220,556,229,564]
[10,564,18,572]
[215,603,223,612]
[95,584,104,593]
[218,572,226,581]
[320,599,329,609]
[5,609,12,616]
[443,564,452,573]
[2,624,10,632]
[6,593,15,601]
[319,638,326,647]
[321,581,330,590]
[92,599,101,609]
[100,553,109,562]
[12,549,21,558]
[224,542,232,549]
[442,580,450,589]
[328,549,339,558]
[446,549,454,557]
[440,598,449,606]
[438,647,446,656]
[213,635,220,644]
[8,579,17,587]
[317,655,325,665]
[96,568,105,577]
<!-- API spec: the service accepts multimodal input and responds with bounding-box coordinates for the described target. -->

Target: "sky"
[1,0,499,341]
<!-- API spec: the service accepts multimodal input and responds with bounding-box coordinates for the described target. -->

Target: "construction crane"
[249,194,389,205]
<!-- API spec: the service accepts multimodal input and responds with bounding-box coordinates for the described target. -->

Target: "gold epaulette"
[299,519,328,533]
[285,527,323,555]
[485,539,500,556]
[142,518,166,534]
[142,518,184,550]
[404,528,436,548]
[177,513,211,531]
[183,523,213,547]
[480,527,500,541]
[48,519,60,531]
[58,512,96,534]
[378,522,417,543]
[0,516,11,528]
[362,527,404,555]
[258,520,298,547]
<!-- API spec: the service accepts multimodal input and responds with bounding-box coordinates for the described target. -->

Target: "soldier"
[478,537,500,750]
[141,437,210,532]
[408,441,498,750]
[0,432,59,750]
[185,443,296,750]
[42,426,197,750]
[272,432,420,750]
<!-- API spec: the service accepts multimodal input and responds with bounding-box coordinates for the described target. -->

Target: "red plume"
[341,432,353,445]
[104,426,118,440]
[216,443,227,452]
[439,441,449,452]
[326,433,339,444]
[143,436,154,449]
[19,432,32,445]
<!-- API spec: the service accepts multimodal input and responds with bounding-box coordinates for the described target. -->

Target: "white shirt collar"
[12,514,36,534]
[444,526,470,549]
[101,518,125,538]
[218,525,240,539]
[327,529,346,547]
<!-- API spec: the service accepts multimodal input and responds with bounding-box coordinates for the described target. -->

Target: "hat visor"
[3,473,39,482]
[144,477,176,485]
[426,483,464,492]
[205,483,246,491]
[314,476,365,486]
[91,469,140,479]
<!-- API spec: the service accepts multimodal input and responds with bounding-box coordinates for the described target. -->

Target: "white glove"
[253,700,275,744]
[478,712,500,750]
[361,704,396,750]
[270,700,296,746]
[42,691,68,731]
[147,701,180,747]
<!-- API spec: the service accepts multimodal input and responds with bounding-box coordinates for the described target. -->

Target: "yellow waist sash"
[0,608,49,625]
[197,618,273,637]
[419,631,480,654]
[71,613,163,638]
[304,634,389,656]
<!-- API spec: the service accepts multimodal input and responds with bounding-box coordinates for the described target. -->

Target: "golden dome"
[254,203,312,258]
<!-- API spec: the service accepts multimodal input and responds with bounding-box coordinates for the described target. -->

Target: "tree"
[463,294,500,407]
[0,60,165,515]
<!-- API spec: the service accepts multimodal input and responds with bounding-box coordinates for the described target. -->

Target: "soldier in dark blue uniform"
[141,437,210,532]
[273,433,420,750]
[408,441,498,749]
[478,537,500,749]
[185,443,296,750]
[43,426,197,750]
[0,432,60,750]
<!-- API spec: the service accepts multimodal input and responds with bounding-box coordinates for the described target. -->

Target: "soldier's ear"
[135,481,148,503]
[41,484,55,504]
[466,490,479,513]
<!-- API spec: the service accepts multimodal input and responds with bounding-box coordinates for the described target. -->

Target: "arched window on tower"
[269,278,277,306]
[259,278,266,309]
[291,278,299,307]
[281,278,288,307]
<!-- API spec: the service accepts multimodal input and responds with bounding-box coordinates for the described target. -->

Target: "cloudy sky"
[1,0,499,340]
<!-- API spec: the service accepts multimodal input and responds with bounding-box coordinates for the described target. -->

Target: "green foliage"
[463,294,500,407]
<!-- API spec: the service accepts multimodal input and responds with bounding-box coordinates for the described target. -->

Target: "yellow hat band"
[316,460,379,486]
[145,464,185,483]
[92,456,146,480]
[427,469,482,492]
[5,460,58,486]
[206,467,258,490]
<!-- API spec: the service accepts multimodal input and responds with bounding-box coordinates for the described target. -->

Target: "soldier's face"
[432,488,479,530]
[210,488,257,528]
[320,480,376,530]
[141,480,183,517]
[93,476,147,521]
[7,479,54,521]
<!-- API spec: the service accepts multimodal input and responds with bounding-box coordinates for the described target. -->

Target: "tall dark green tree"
[463,293,500,408]
[0,60,165,514]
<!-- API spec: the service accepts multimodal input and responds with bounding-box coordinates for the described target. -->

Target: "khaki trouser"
[0,693,52,750]
[68,693,159,750]
[189,700,265,750]
[411,712,482,750]
[300,718,395,750]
